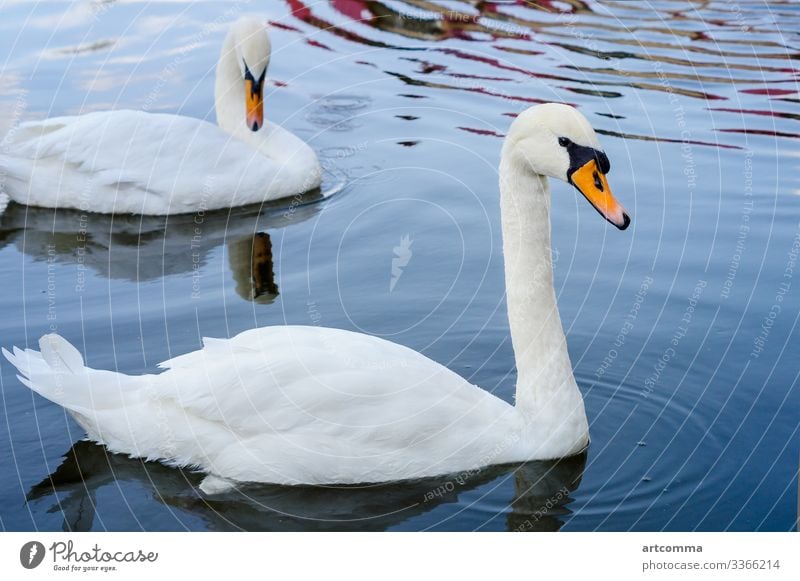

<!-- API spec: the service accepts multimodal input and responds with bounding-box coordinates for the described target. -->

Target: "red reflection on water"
[458,126,505,138]
[268,21,302,33]
[709,108,800,121]
[307,39,334,51]
[437,48,568,83]
[330,0,372,22]
[286,0,404,48]
[717,128,800,139]
[740,88,797,96]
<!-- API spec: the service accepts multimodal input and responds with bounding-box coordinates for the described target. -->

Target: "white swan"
[3,104,629,493]
[0,17,321,215]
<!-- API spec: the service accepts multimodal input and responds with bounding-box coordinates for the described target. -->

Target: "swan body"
[4,104,629,492]
[0,18,321,215]
[5,328,537,491]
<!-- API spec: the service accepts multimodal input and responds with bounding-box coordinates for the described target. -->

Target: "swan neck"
[213,34,295,166]
[214,32,246,137]
[499,155,582,418]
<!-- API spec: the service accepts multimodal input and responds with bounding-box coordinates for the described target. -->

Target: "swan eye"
[558,137,571,147]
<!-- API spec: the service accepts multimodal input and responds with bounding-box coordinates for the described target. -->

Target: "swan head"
[228,17,271,132]
[504,103,630,230]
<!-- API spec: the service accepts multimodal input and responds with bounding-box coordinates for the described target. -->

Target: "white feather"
[4,327,522,486]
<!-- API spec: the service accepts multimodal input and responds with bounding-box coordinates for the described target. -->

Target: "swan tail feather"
[2,334,130,413]
[38,334,85,373]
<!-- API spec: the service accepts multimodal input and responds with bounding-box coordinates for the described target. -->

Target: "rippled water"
[0,0,798,531]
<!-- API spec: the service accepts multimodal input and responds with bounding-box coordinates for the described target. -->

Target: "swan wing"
[156,326,510,434]
[150,326,518,483]
[2,110,318,213]
[5,328,520,485]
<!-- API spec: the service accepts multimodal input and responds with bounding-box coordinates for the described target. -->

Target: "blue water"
[0,0,797,531]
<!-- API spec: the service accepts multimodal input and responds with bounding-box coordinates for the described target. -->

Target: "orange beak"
[245,78,264,132]
[569,159,630,230]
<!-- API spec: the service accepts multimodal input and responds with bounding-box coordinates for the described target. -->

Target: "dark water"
[0,0,798,531]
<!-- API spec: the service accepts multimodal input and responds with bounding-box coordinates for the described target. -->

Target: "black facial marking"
[243,60,266,96]
[597,150,610,174]
[564,140,611,184]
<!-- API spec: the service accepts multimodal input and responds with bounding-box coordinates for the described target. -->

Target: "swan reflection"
[228,231,279,304]
[0,196,321,303]
[27,441,585,532]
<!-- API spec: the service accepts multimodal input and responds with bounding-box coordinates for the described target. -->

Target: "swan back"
[4,111,316,213]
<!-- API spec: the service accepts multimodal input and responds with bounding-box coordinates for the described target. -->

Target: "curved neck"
[213,36,310,172]
[214,35,279,159]
[499,153,582,418]
[214,31,246,138]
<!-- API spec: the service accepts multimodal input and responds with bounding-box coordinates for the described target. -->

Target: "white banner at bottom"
[1,532,797,580]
